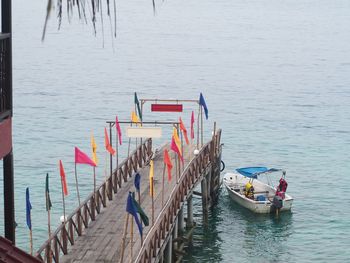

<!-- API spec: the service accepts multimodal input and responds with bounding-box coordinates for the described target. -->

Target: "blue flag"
[26,187,32,230]
[134,173,141,192]
[126,192,143,237]
[199,93,208,119]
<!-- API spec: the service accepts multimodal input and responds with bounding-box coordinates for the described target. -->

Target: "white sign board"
[126,127,162,138]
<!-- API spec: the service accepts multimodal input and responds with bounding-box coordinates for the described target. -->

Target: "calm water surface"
[0,0,349,262]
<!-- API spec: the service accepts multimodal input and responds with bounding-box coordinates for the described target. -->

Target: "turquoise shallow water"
[0,0,350,262]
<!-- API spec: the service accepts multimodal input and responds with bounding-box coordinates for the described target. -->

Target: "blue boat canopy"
[236,167,281,179]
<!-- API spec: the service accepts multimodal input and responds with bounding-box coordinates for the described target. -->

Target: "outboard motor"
[273,195,283,209]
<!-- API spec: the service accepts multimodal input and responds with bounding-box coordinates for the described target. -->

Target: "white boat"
[223,167,293,214]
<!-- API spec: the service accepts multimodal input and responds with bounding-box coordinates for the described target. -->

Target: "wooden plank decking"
[60,143,194,263]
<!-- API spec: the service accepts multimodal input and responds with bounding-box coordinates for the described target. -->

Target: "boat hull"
[223,173,293,214]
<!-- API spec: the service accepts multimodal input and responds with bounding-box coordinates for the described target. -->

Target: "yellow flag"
[173,128,182,154]
[149,159,154,197]
[131,111,140,126]
[91,133,98,165]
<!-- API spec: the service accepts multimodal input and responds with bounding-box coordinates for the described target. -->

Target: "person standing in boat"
[244,182,255,199]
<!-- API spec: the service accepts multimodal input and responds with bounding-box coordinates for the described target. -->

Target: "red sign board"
[151,104,183,112]
[0,118,12,159]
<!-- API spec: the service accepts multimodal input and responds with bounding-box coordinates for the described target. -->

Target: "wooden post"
[186,194,193,228]
[120,213,130,263]
[74,163,81,206]
[165,233,173,263]
[173,219,178,251]
[4,151,15,243]
[201,177,208,225]
[178,206,184,234]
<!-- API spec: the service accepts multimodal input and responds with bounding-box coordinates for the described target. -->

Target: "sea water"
[0,0,349,262]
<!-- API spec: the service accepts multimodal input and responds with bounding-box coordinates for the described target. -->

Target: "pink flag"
[75,147,96,166]
[115,115,122,145]
[190,111,195,139]
[170,137,183,163]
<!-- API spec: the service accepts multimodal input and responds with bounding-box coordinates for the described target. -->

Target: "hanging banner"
[126,127,162,138]
[0,118,12,159]
[151,104,183,112]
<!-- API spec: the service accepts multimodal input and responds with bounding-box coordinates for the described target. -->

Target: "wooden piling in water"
[186,195,193,229]
[201,177,209,224]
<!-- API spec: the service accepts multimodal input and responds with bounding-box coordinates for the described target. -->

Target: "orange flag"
[59,160,68,196]
[172,128,182,154]
[104,127,116,156]
[170,136,183,162]
[179,117,189,145]
[163,149,173,181]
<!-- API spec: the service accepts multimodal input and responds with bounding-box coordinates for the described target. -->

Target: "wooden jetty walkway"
[36,128,222,263]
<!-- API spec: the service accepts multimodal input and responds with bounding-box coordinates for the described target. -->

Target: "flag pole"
[197,103,200,149]
[137,190,143,245]
[201,106,203,147]
[135,103,138,151]
[175,151,178,183]
[130,215,134,262]
[93,167,96,193]
[151,177,155,225]
[29,224,33,255]
[120,213,130,263]
[127,120,132,157]
[61,175,67,224]
[74,163,81,206]
[47,206,52,262]
[179,124,184,171]
[93,166,96,208]
[46,175,52,263]
[109,123,113,177]
[105,151,107,180]
[162,162,165,207]
[116,131,119,169]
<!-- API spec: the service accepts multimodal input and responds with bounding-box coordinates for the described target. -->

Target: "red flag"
[75,147,97,166]
[191,111,195,139]
[104,127,116,156]
[170,137,183,162]
[163,149,173,181]
[115,116,122,145]
[59,160,68,196]
[179,117,189,145]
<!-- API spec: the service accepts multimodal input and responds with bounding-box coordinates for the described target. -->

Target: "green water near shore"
[0,0,349,262]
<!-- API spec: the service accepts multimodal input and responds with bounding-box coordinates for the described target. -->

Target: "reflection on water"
[184,189,294,262]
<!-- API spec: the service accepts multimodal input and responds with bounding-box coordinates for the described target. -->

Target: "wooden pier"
[36,127,222,263]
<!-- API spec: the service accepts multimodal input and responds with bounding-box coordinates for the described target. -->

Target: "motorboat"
[223,167,293,214]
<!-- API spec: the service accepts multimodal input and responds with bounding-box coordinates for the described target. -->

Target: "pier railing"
[135,129,222,262]
[35,138,153,263]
